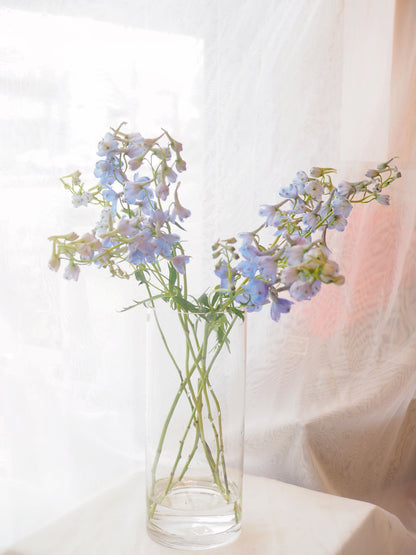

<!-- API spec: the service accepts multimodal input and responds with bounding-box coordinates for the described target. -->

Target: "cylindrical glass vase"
[145,304,246,550]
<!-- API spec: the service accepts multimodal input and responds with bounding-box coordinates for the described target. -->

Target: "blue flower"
[215,262,236,289]
[155,233,180,257]
[102,187,118,216]
[238,232,260,260]
[279,183,298,198]
[236,279,269,311]
[94,159,118,185]
[236,259,258,279]
[270,297,293,322]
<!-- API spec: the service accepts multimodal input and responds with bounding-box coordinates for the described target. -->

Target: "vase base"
[147,478,241,550]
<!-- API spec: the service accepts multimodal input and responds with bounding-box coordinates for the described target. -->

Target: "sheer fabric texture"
[0,0,415,548]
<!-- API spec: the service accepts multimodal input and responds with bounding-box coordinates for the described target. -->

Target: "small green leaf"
[198,293,210,307]
[230,307,245,319]
[134,269,146,283]
[173,296,197,312]
[211,291,221,306]
[173,221,186,231]
[169,265,178,290]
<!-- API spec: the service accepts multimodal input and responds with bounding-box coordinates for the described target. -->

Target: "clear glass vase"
[145,304,246,550]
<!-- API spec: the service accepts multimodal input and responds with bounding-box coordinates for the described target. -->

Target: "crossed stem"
[148,312,238,518]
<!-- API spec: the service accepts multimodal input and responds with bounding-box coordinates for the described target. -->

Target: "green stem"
[148,311,241,517]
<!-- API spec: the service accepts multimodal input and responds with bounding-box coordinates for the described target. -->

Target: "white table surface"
[3,471,416,555]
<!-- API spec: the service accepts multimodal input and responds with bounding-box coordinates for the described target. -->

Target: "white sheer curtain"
[1,0,415,548]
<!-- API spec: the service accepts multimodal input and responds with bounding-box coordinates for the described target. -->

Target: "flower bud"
[365,169,379,178]
[64,232,79,241]
[375,194,390,205]
[48,253,60,272]
[176,158,187,173]
[309,167,323,178]
[332,274,345,285]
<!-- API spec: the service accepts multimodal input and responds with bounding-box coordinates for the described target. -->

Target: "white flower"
[96,209,112,236]
[376,194,390,205]
[337,181,355,197]
[305,180,324,200]
[71,192,92,208]
[97,132,118,157]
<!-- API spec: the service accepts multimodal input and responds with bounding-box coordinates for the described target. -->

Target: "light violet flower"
[285,245,304,265]
[289,277,321,301]
[170,184,191,222]
[155,181,170,201]
[281,266,298,285]
[124,177,152,204]
[256,256,277,282]
[259,205,281,227]
[176,158,187,173]
[63,262,80,281]
[126,133,146,158]
[171,255,190,274]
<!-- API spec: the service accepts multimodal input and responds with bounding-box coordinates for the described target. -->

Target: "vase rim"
[145,305,246,318]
